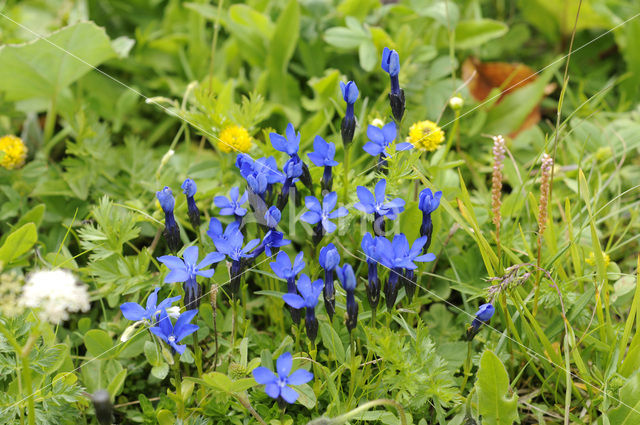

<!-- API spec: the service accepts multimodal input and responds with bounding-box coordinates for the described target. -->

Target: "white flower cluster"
[20,270,91,324]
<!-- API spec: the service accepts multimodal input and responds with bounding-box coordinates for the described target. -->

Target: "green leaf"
[319,322,346,364]
[454,19,508,49]
[202,372,234,392]
[106,369,127,399]
[0,223,37,266]
[268,0,300,101]
[358,41,377,72]
[84,329,114,359]
[324,26,369,49]
[229,378,257,393]
[151,363,170,380]
[144,341,163,367]
[157,410,176,425]
[295,383,317,409]
[15,204,46,229]
[0,22,116,101]
[475,350,519,425]
[608,373,640,424]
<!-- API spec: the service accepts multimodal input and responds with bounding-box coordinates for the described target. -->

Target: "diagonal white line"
[339,244,640,417]
[0,251,278,415]
[355,11,640,179]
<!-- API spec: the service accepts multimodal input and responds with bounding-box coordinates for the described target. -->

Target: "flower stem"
[173,355,185,419]
[342,144,351,202]
[460,341,472,392]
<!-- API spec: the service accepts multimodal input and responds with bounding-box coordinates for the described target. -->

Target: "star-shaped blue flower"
[207,218,241,249]
[269,123,301,156]
[215,231,260,262]
[307,136,339,168]
[300,192,348,233]
[252,352,313,404]
[157,246,224,283]
[120,287,181,323]
[261,230,290,257]
[363,121,412,157]
[270,251,305,281]
[214,187,248,217]
[376,234,436,270]
[354,179,405,220]
[282,274,323,310]
[150,309,199,355]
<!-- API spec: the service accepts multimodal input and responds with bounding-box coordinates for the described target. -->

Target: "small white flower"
[371,118,385,128]
[20,270,90,324]
[449,96,464,110]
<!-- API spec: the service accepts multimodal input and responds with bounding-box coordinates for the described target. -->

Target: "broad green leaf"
[229,378,257,393]
[608,373,640,424]
[319,322,346,364]
[157,410,176,425]
[359,41,377,72]
[324,27,369,49]
[151,363,170,380]
[84,329,114,359]
[202,371,234,392]
[475,350,519,425]
[15,204,46,229]
[0,22,116,101]
[400,201,421,244]
[144,341,163,367]
[455,19,508,49]
[295,383,317,409]
[0,222,37,266]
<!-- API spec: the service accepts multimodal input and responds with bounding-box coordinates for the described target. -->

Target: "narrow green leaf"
[319,322,346,364]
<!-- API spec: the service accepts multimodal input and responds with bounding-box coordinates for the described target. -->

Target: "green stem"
[21,354,35,425]
[460,341,472,392]
[346,332,356,408]
[43,95,57,144]
[342,144,351,201]
[173,355,185,419]
[316,399,407,425]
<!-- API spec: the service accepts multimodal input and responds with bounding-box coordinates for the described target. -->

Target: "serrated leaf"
[0,22,116,101]
[475,350,519,425]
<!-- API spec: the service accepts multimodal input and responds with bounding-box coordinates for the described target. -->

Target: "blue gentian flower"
[381,47,405,121]
[260,229,290,257]
[214,187,248,222]
[300,192,349,235]
[340,81,358,147]
[181,178,200,229]
[376,234,435,309]
[156,187,180,252]
[215,230,260,297]
[362,122,412,157]
[319,243,340,319]
[158,246,225,310]
[269,123,301,156]
[120,287,181,323]
[270,251,305,324]
[307,136,338,192]
[354,179,405,236]
[252,352,313,404]
[207,218,241,249]
[236,155,284,197]
[335,264,358,332]
[467,303,495,340]
[361,233,381,311]
[150,309,199,355]
[282,274,323,342]
[418,188,442,253]
[264,206,282,229]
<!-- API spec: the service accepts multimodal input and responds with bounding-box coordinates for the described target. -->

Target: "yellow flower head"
[0,135,28,170]
[217,125,252,153]
[407,120,445,152]
[586,251,610,268]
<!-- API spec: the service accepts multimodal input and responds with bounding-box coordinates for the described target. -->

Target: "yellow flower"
[407,120,445,152]
[217,125,252,153]
[586,251,610,268]
[0,135,28,170]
